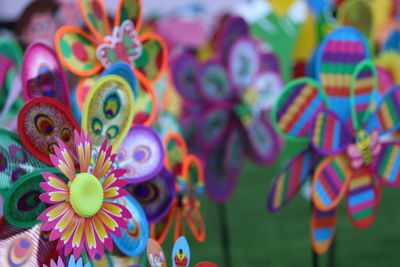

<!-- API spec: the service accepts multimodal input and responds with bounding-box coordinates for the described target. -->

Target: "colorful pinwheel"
[149,133,205,244]
[38,129,132,258]
[171,16,282,202]
[268,26,380,254]
[46,255,90,267]
[147,236,217,267]
[55,0,167,125]
[311,60,400,240]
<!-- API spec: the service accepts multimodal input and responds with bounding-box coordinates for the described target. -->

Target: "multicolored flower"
[268,26,388,254]
[150,133,205,244]
[38,130,131,258]
[171,16,282,202]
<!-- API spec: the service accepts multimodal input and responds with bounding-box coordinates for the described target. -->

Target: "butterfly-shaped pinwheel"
[55,0,167,125]
[148,133,205,245]
[171,16,282,202]
[311,60,400,239]
[147,236,217,267]
[268,26,386,254]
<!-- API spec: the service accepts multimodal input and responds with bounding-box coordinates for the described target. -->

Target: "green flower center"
[69,173,104,218]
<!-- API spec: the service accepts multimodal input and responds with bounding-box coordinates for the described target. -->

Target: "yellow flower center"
[69,173,104,218]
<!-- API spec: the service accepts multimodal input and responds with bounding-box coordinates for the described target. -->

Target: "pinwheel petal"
[365,86,400,135]
[115,0,142,31]
[81,75,135,151]
[76,76,97,111]
[197,107,231,149]
[21,43,70,106]
[310,110,353,155]
[78,0,111,42]
[272,78,328,142]
[346,168,378,229]
[317,26,370,122]
[373,142,400,186]
[135,33,168,83]
[172,236,191,267]
[311,207,337,255]
[55,26,102,77]
[268,149,317,212]
[164,133,188,176]
[350,60,377,129]
[312,153,351,211]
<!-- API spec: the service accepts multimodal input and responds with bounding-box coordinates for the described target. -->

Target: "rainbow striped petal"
[268,149,317,212]
[346,168,378,229]
[78,0,110,41]
[312,154,351,211]
[55,26,102,77]
[311,207,337,255]
[135,34,167,83]
[365,86,400,135]
[310,110,353,155]
[373,143,400,186]
[317,27,370,122]
[115,0,142,31]
[272,78,327,141]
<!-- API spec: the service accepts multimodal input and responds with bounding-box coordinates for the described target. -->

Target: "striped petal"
[372,142,400,186]
[93,140,115,179]
[72,218,86,259]
[61,215,80,255]
[366,86,400,135]
[312,153,351,211]
[40,191,69,204]
[50,140,76,181]
[272,78,328,142]
[74,129,92,173]
[310,110,353,155]
[346,168,378,229]
[102,169,127,190]
[349,60,377,129]
[50,207,75,241]
[268,149,317,212]
[311,207,337,255]
[40,172,69,193]
[317,27,370,123]
[39,202,71,231]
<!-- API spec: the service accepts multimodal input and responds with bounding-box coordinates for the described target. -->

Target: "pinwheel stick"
[218,204,232,267]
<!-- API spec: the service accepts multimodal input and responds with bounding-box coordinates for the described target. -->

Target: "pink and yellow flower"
[38,130,131,258]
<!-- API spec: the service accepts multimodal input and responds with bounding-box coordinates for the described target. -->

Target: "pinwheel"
[311,60,400,247]
[147,133,205,244]
[37,129,132,258]
[147,236,217,267]
[171,16,282,202]
[268,26,378,254]
[55,0,167,126]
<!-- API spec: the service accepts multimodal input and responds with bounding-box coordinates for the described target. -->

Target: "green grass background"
[157,141,400,267]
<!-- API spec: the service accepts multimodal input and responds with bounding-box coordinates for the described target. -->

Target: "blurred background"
[1,0,400,266]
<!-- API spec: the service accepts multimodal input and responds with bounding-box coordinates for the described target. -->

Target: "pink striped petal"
[40,172,69,192]
[93,140,115,179]
[74,129,92,173]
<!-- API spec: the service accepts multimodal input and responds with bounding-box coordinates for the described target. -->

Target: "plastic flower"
[268,27,382,254]
[171,16,282,202]
[311,61,400,241]
[38,130,131,258]
[150,133,205,244]
[55,0,167,83]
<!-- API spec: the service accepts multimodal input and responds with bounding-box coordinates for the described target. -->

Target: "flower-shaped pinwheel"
[311,60,400,236]
[150,133,205,244]
[38,130,131,258]
[171,16,282,202]
[147,236,217,267]
[55,0,167,125]
[268,26,384,254]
